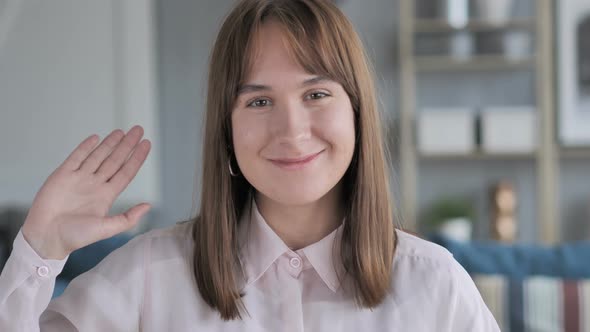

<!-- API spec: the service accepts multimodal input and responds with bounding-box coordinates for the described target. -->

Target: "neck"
[255,182,344,251]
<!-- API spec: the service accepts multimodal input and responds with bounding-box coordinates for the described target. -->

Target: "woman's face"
[231,20,356,206]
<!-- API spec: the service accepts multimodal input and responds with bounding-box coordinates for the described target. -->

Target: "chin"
[256,180,336,207]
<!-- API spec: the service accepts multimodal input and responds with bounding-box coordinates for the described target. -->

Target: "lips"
[268,150,324,169]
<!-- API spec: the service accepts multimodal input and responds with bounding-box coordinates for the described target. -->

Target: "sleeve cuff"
[12,228,69,280]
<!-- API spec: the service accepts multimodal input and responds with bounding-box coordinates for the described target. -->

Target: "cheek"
[231,113,266,162]
[315,101,356,153]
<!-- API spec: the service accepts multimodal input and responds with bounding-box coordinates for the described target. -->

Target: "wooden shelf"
[397,0,558,243]
[420,149,590,160]
[415,55,535,72]
[414,18,535,33]
[419,151,536,161]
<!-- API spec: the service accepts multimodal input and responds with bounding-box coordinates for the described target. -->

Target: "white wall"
[0,1,161,220]
[155,0,235,227]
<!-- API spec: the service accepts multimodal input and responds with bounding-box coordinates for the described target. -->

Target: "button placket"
[36,265,50,278]
[285,253,303,278]
[289,257,301,269]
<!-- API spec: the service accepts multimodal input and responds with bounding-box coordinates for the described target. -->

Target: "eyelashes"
[247,98,271,108]
[245,91,331,108]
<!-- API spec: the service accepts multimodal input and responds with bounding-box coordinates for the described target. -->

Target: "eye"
[306,91,330,100]
[246,98,272,108]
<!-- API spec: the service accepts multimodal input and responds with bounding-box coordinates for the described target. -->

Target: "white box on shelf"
[418,108,475,155]
[481,106,537,153]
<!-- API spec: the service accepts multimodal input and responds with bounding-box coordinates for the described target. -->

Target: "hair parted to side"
[191,0,397,320]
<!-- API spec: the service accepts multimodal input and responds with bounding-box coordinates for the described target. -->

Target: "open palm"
[22,125,152,260]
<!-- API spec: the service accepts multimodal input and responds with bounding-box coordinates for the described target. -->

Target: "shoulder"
[389,229,470,304]
[390,229,500,330]
[90,220,194,284]
[138,219,194,255]
[393,229,457,269]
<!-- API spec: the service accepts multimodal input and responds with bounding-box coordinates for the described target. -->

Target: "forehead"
[244,20,313,81]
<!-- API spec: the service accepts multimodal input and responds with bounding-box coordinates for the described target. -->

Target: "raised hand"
[21,125,152,260]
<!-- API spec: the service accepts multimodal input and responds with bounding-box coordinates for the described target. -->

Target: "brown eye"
[306,92,329,100]
[247,98,272,108]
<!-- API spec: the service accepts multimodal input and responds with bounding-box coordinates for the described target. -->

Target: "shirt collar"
[238,198,345,293]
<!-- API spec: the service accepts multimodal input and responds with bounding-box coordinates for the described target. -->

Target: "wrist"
[22,225,69,260]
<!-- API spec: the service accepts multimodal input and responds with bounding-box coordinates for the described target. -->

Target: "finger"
[95,125,144,181]
[61,134,101,171]
[107,139,151,195]
[99,203,151,240]
[78,129,125,174]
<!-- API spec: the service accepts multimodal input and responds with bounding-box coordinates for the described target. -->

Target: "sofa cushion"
[430,234,590,278]
[53,278,70,299]
[59,233,133,280]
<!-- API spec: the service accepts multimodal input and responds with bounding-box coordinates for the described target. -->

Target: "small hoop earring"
[228,159,239,177]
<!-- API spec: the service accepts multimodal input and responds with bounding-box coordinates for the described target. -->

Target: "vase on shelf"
[440,0,469,28]
[415,0,469,24]
[473,0,514,25]
[450,31,474,60]
[438,217,473,242]
[490,181,517,243]
[425,198,476,243]
[503,30,533,60]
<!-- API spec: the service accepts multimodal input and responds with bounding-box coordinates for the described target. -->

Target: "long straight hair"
[191,0,396,320]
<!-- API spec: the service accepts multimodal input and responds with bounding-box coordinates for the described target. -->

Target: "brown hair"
[191,0,396,320]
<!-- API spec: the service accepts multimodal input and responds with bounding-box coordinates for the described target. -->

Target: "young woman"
[0,0,499,330]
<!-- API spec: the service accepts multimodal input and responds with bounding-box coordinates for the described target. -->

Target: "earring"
[228,159,239,177]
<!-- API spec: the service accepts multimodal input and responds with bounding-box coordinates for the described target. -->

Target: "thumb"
[101,203,152,238]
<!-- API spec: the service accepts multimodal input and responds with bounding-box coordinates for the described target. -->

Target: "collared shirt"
[0,199,499,331]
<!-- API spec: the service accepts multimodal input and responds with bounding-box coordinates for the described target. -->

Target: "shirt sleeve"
[447,259,501,332]
[0,227,147,332]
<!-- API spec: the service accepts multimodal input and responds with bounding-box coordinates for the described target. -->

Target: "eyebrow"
[236,76,331,96]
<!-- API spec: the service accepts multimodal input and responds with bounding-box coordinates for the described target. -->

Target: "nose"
[271,99,311,144]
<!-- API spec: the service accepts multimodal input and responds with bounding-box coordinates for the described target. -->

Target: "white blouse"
[0,199,499,331]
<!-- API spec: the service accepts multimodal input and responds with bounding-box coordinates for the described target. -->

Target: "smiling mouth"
[268,150,324,169]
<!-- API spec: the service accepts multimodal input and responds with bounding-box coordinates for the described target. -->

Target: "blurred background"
[1,0,590,328]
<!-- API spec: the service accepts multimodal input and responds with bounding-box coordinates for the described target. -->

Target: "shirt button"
[37,266,50,277]
[289,257,301,269]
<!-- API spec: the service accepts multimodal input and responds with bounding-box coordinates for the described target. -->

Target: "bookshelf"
[397,0,560,243]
